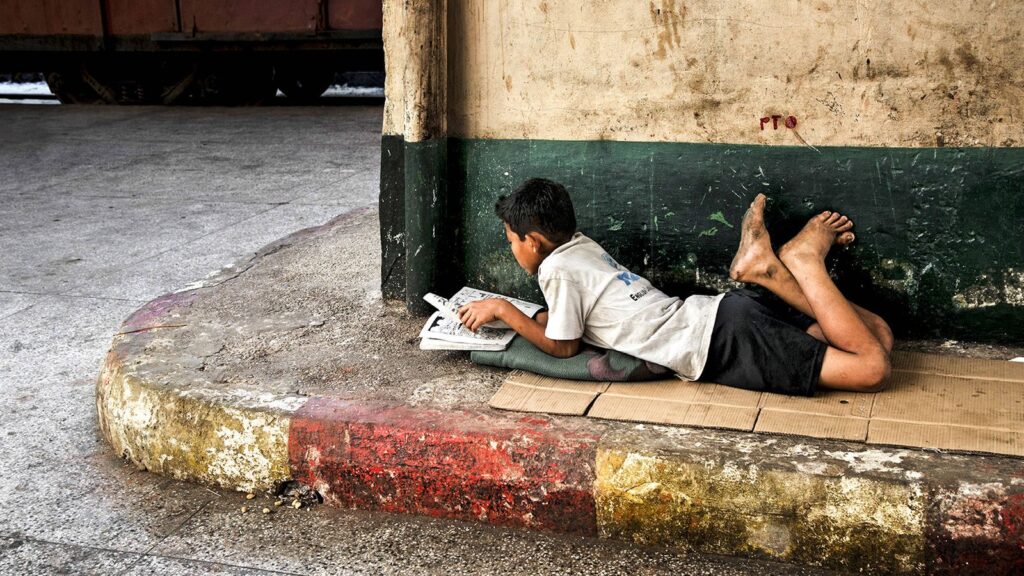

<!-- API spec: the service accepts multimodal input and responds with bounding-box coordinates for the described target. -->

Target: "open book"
[418,287,543,351]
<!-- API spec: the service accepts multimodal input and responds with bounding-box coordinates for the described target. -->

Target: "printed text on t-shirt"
[630,286,651,301]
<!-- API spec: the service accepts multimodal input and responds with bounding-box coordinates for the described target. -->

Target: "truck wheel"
[274,66,333,101]
[45,70,103,104]
[193,63,277,105]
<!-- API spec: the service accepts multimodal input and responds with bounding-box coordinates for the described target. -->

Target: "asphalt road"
[0,103,839,575]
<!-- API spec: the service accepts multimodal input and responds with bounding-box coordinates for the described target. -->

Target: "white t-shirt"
[538,233,723,380]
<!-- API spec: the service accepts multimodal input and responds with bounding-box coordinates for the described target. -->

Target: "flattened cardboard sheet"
[488,370,609,416]
[755,390,873,441]
[489,353,1024,457]
[872,371,1024,431]
[755,411,869,441]
[760,389,874,418]
[868,421,1024,456]
[589,379,762,430]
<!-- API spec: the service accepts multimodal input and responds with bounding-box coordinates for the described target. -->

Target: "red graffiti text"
[760,115,798,130]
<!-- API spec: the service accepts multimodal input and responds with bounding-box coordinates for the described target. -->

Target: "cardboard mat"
[489,351,1024,457]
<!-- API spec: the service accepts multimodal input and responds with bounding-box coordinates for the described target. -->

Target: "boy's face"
[504,223,544,276]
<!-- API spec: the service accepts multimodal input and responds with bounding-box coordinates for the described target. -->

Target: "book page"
[448,287,543,329]
[418,312,516,348]
[419,336,507,351]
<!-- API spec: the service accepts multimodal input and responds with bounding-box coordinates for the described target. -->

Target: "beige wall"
[386,0,1024,147]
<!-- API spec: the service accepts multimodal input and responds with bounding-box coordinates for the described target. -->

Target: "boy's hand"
[459,299,579,357]
[457,298,510,332]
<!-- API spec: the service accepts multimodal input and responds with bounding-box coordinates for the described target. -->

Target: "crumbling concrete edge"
[94,208,375,493]
[595,427,1024,575]
[97,318,1024,575]
[96,290,308,493]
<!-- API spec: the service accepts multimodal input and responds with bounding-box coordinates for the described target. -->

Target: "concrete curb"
[289,398,601,534]
[95,214,1024,575]
[96,290,304,493]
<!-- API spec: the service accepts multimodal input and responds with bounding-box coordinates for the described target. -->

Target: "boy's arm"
[457,299,580,358]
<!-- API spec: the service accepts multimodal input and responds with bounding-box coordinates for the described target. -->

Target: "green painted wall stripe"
[380,135,406,301]
[402,138,455,314]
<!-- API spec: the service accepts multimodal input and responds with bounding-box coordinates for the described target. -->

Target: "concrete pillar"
[381,0,451,314]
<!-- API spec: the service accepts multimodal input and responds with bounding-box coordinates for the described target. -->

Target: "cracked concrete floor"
[0,103,849,575]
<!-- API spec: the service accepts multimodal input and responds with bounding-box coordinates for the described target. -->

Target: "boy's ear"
[524,231,545,253]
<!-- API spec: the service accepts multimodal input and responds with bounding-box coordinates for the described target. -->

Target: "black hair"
[494,178,577,245]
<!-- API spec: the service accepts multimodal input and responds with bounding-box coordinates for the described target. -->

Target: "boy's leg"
[805,309,894,353]
[778,212,892,392]
[730,194,893,352]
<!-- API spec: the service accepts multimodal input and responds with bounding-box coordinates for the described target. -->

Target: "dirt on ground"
[153,208,506,409]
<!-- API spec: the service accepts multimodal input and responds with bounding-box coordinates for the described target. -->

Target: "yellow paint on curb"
[595,447,926,575]
[96,344,301,493]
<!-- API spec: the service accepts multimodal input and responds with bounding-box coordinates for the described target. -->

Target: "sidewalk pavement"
[96,208,1024,575]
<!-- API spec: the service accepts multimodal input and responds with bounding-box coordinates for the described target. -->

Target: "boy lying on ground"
[457,178,893,396]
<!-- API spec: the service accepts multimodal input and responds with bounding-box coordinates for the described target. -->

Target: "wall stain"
[816,91,844,116]
[649,0,685,60]
[956,43,980,70]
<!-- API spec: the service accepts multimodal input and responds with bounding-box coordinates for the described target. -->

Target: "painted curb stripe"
[96,291,296,493]
[97,351,294,493]
[594,445,926,574]
[928,487,1024,575]
[288,398,600,535]
[98,339,1024,575]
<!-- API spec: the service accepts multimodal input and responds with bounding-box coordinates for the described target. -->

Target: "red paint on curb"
[929,486,1024,575]
[121,290,199,332]
[288,398,600,535]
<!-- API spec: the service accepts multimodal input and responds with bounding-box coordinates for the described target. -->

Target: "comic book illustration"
[419,287,542,351]
[418,312,514,350]
[424,287,542,330]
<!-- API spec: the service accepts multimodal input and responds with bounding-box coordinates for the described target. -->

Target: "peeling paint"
[596,444,926,574]
[96,343,295,493]
[289,398,600,534]
[822,448,910,474]
[929,481,1024,574]
[953,269,1024,310]
[693,269,742,294]
[870,259,919,296]
[176,387,308,413]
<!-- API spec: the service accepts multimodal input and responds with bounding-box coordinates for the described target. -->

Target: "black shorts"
[699,289,827,397]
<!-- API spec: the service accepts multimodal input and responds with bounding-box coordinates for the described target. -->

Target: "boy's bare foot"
[729,194,782,283]
[779,211,855,266]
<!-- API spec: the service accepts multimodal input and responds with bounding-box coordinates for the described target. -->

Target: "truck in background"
[0,0,383,104]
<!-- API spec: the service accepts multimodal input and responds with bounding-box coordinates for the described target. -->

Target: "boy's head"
[495,178,577,275]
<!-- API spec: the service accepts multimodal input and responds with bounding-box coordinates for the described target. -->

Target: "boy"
[457,178,893,396]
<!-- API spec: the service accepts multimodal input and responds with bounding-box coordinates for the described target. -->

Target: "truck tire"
[274,66,333,101]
